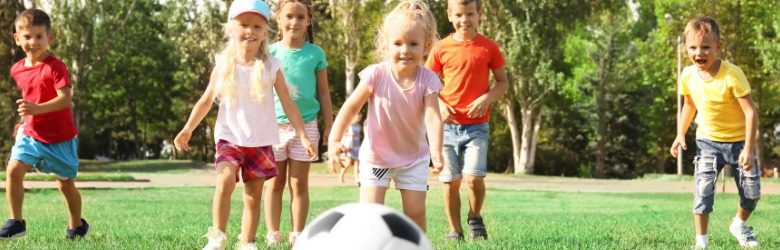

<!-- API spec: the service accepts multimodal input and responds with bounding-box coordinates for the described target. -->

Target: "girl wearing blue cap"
[173,0,314,249]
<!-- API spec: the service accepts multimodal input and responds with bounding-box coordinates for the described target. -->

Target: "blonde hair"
[215,20,269,103]
[274,0,315,42]
[374,0,438,61]
[448,0,481,11]
[683,16,721,43]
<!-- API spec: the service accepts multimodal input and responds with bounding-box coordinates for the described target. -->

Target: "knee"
[404,206,425,220]
[444,181,461,192]
[466,176,484,188]
[6,162,29,180]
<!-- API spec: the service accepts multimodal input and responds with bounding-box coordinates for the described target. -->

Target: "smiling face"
[230,13,268,50]
[447,1,480,38]
[385,20,430,71]
[14,24,52,62]
[277,2,311,41]
[685,31,721,72]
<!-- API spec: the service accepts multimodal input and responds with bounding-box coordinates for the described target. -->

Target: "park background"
[1,1,780,249]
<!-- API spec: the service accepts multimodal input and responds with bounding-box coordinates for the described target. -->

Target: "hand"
[322,125,332,146]
[300,135,317,158]
[466,94,489,118]
[327,141,346,174]
[174,130,193,152]
[338,161,351,184]
[738,150,754,171]
[441,103,455,123]
[431,154,444,174]
[16,99,42,116]
[669,136,687,158]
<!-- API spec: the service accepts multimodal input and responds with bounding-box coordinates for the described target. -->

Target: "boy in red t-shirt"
[0,9,88,240]
[425,0,508,241]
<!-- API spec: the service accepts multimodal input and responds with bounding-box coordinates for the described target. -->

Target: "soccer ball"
[292,203,433,250]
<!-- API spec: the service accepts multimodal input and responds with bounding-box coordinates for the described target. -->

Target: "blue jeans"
[692,139,760,214]
[439,123,489,182]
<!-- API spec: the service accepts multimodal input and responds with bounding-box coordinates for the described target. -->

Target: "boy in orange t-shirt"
[425,0,508,241]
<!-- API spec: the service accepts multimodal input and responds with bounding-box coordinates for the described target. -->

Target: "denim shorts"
[693,139,760,214]
[10,130,79,180]
[439,123,489,182]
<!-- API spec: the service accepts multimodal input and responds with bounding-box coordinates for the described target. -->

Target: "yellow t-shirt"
[680,61,751,142]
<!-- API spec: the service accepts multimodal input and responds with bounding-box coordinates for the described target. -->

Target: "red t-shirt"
[10,55,78,143]
[426,34,505,124]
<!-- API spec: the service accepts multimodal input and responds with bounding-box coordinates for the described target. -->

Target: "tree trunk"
[595,56,608,178]
[528,105,543,169]
[345,57,356,95]
[502,102,522,174]
[517,101,542,175]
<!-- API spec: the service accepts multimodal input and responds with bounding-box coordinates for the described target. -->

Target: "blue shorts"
[693,139,760,214]
[10,130,79,179]
[439,123,489,182]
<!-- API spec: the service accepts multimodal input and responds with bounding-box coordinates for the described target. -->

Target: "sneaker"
[0,219,26,240]
[202,227,227,250]
[289,231,300,245]
[66,218,90,239]
[265,231,281,245]
[443,231,464,241]
[467,217,488,240]
[693,242,707,250]
[237,241,258,250]
[730,221,760,248]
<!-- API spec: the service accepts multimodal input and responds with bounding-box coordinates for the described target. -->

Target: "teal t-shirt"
[270,42,328,124]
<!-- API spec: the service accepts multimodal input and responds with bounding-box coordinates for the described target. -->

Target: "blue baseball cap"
[228,0,271,21]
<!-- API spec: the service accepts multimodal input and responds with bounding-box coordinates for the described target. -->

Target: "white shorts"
[273,121,320,162]
[359,156,430,192]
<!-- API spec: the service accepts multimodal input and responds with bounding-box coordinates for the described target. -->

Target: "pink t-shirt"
[358,62,442,167]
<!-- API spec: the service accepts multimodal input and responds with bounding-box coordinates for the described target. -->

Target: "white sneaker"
[265,231,282,245]
[238,241,258,250]
[730,221,760,248]
[202,227,227,250]
[289,231,301,245]
[693,242,707,250]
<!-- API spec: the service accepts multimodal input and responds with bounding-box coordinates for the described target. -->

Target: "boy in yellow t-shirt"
[670,16,760,249]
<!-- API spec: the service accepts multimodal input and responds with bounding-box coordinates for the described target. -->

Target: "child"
[173,1,315,249]
[264,0,333,245]
[1,9,89,240]
[328,0,443,231]
[338,112,363,184]
[425,0,508,241]
[670,16,760,249]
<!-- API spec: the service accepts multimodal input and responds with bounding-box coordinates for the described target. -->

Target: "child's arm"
[737,94,758,170]
[16,87,72,116]
[174,69,218,152]
[328,82,370,173]
[467,66,509,118]
[275,70,316,158]
[670,95,697,157]
[316,69,334,145]
[424,94,444,173]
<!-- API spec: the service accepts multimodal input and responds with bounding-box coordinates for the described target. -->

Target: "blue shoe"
[0,219,26,240]
[66,218,89,239]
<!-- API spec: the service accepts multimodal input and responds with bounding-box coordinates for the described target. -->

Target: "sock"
[732,217,746,227]
[696,235,708,246]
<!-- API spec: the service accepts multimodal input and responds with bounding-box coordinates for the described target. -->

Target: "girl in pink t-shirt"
[327,0,443,231]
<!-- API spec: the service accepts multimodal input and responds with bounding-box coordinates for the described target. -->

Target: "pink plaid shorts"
[215,140,278,182]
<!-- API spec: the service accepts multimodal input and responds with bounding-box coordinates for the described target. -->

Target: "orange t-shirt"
[425,34,505,124]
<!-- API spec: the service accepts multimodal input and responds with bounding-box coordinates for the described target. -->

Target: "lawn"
[0,186,778,249]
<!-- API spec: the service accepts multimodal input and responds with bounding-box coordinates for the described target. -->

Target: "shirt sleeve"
[50,60,72,89]
[422,69,442,97]
[316,46,328,71]
[358,64,379,93]
[489,41,506,69]
[425,46,442,73]
[729,65,751,97]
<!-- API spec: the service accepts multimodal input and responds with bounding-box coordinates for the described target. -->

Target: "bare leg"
[400,189,427,231]
[5,160,30,220]
[443,180,463,233]
[694,213,709,235]
[360,186,387,204]
[736,207,752,221]
[465,175,486,218]
[287,160,310,232]
[213,163,238,231]
[57,178,83,228]
[240,178,264,243]
[263,160,287,233]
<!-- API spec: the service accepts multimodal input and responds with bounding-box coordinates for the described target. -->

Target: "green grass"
[78,160,206,173]
[0,187,778,249]
[644,173,780,184]
[0,173,137,182]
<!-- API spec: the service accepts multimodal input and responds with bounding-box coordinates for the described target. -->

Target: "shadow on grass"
[78,159,208,173]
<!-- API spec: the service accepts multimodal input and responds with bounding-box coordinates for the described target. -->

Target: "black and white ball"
[293,203,433,250]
